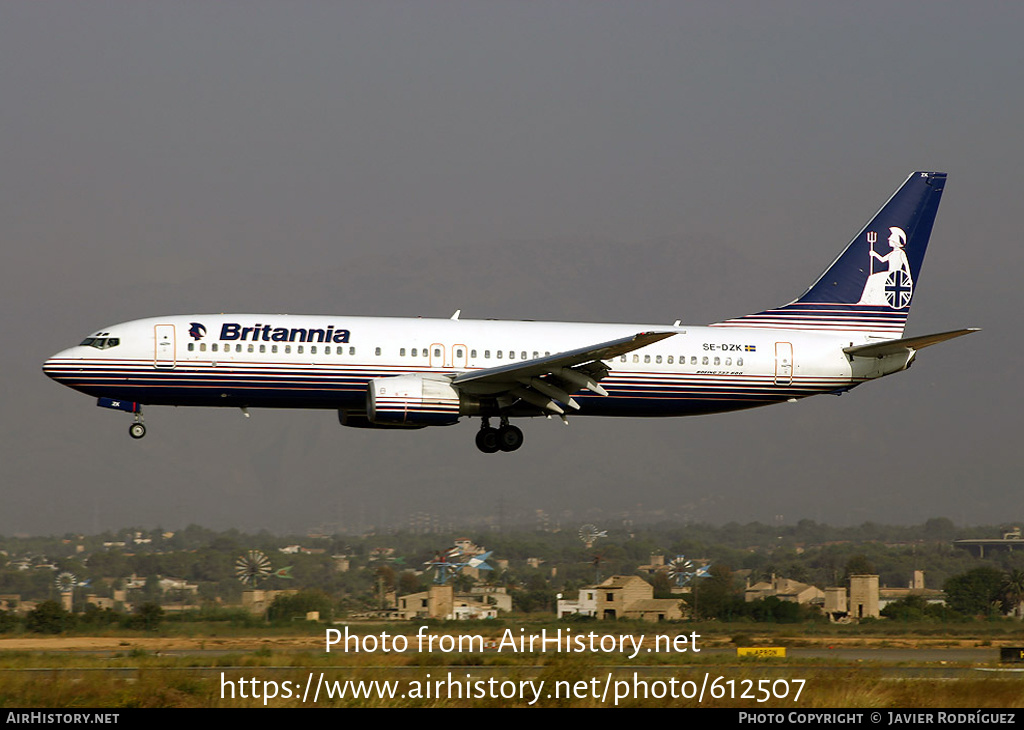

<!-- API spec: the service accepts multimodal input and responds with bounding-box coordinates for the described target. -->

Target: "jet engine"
[366,374,480,426]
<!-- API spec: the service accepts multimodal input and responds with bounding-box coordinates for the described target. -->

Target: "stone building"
[595,575,683,622]
[848,574,880,619]
[744,574,825,605]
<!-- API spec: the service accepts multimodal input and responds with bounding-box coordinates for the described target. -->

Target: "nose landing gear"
[129,410,146,439]
[96,398,147,439]
[475,417,524,453]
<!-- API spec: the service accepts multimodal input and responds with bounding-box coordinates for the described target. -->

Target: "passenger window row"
[187,342,357,356]
[619,354,744,367]
[184,342,746,368]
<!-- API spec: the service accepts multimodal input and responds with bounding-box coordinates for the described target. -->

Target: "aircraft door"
[429,343,446,369]
[451,343,468,370]
[774,342,793,385]
[154,324,176,369]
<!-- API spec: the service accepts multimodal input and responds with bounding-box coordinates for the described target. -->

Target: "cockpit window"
[80,337,120,350]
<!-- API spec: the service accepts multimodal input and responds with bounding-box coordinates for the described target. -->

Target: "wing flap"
[452,331,674,386]
[452,331,675,413]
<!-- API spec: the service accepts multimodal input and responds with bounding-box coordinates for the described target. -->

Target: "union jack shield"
[884,269,913,309]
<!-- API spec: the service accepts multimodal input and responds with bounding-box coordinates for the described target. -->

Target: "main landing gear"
[475,417,524,453]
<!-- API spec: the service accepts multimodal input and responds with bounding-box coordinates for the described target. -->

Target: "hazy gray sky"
[2,2,1020,534]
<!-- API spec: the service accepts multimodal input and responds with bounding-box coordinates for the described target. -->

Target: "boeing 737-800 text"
[44,171,976,453]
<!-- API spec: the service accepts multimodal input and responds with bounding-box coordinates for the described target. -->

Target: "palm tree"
[1001,569,1024,620]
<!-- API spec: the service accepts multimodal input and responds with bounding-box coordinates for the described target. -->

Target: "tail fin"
[712,171,947,338]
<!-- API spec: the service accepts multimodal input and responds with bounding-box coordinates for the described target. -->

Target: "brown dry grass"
[3,632,1024,708]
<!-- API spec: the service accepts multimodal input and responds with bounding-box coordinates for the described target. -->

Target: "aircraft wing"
[843,328,979,358]
[451,331,675,415]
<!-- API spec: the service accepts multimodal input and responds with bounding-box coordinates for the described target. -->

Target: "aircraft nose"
[42,348,75,381]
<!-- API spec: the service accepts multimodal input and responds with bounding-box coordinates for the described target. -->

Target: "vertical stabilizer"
[712,172,946,338]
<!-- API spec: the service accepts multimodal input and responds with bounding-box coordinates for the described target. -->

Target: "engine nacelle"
[367,374,478,426]
[338,410,426,429]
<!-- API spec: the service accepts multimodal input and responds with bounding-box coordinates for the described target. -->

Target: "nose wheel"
[128,410,146,439]
[475,418,523,453]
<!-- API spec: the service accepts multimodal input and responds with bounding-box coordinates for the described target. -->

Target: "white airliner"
[44,171,976,453]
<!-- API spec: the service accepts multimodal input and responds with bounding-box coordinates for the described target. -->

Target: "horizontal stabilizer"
[843,328,979,358]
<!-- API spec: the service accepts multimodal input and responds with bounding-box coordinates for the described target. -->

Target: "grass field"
[2,621,1023,708]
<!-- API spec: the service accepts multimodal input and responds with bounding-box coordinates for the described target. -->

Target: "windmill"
[424,544,493,585]
[54,571,88,610]
[578,524,607,549]
[235,550,273,588]
[667,555,710,587]
[54,572,79,593]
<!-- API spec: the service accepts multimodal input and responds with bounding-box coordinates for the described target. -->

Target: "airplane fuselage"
[43,313,892,417]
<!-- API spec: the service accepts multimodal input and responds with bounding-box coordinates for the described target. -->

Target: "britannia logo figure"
[188,322,207,341]
[857,227,913,308]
